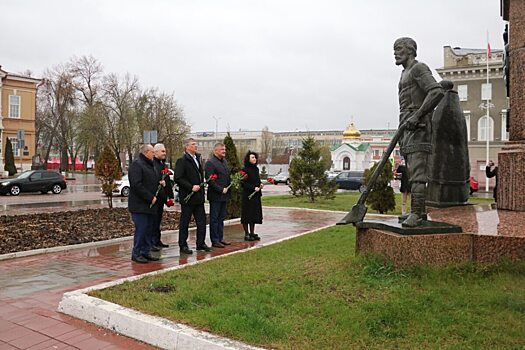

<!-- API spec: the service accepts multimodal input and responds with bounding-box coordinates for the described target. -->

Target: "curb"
[58,222,335,350]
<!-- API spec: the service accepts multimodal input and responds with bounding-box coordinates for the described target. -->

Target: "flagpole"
[485,31,490,192]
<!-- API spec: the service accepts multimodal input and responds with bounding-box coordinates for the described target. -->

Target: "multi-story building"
[190,124,401,173]
[0,66,40,172]
[436,46,508,187]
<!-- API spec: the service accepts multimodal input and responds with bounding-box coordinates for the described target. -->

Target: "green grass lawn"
[92,226,525,349]
[262,192,494,214]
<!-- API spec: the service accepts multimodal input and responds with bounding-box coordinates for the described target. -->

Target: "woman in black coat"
[241,151,263,241]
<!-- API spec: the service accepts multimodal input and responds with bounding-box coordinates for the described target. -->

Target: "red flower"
[239,170,248,179]
[209,174,218,181]
[166,199,175,207]
[267,177,274,183]
[161,168,171,175]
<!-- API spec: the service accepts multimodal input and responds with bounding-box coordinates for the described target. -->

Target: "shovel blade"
[337,204,368,225]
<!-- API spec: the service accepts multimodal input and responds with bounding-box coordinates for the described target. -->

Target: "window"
[501,111,509,141]
[478,116,494,141]
[8,137,19,157]
[481,83,492,101]
[9,95,20,118]
[458,85,468,101]
[343,157,350,170]
[30,172,43,180]
[464,111,471,140]
[373,150,380,157]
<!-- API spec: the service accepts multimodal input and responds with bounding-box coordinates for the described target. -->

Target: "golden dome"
[343,122,361,140]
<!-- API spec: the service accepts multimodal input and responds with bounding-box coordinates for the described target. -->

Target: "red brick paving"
[0,207,343,349]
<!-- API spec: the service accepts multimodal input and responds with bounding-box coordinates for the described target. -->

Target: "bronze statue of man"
[394,37,444,227]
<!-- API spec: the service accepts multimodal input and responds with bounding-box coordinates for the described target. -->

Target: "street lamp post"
[212,116,221,137]
[479,101,494,192]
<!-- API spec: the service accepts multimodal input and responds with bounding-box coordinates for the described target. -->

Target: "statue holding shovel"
[338,37,443,227]
[394,37,444,227]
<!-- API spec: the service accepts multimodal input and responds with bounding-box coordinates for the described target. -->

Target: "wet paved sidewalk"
[0,207,344,349]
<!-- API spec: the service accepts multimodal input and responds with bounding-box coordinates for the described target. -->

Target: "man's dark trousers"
[152,204,164,247]
[209,201,227,244]
[178,203,206,248]
[131,212,154,258]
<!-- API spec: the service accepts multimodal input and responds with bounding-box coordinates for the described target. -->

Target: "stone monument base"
[498,141,525,211]
[356,204,525,267]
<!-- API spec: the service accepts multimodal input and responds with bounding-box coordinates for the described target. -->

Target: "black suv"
[0,170,67,196]
[335,171,366,192]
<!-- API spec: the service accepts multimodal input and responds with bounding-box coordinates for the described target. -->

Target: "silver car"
[273,172,290,185]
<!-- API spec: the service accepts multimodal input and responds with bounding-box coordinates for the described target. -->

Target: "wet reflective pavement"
[0,207,345,349]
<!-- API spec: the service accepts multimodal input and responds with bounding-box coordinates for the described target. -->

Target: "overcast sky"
[2,0,504,133]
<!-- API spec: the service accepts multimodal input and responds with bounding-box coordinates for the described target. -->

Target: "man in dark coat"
[128,144,161,263]
[152,143,174,250]
[174,138,211,254]
[205,142,231,248]
[486,160,498,201]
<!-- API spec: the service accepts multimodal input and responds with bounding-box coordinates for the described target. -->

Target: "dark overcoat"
[128,153,161,215]
[153,157,174,203]
[241,164,263,224]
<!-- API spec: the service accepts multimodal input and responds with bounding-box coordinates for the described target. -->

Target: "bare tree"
[102,73,140,171]
[70,56,106,169]
[37,64,77,171]
[135,88,189,167]
[260,126,273,162]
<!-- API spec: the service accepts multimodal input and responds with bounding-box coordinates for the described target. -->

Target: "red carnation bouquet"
[150,168,171,208]
[226,170,248,191]
[184,173,218,203]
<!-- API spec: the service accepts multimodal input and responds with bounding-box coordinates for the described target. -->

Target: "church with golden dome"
[330,122,373,172]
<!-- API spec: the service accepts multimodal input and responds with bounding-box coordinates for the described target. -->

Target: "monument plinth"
[356,205,525,267]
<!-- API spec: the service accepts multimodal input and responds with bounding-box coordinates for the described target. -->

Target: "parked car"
[0,170,67,196]
[335,171,366,192]
[273,172,290,185]
[114,174,130,197]
[325,170,341,180]
[470,176,479,195]
[114,169,174,197]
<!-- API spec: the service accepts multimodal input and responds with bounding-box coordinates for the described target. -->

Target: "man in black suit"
[174,138,211,254]
[205,142,232,248]
[152,143,174,250]
[128,144,161,263]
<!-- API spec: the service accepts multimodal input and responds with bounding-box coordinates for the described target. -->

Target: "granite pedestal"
[356,204,525,267]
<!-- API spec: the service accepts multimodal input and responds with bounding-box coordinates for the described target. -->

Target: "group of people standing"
[128,138,264,263]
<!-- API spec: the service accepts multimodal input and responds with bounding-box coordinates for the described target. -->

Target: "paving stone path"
[0,207,344,350]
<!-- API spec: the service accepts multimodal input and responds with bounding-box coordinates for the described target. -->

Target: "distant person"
[152,143,174,250]
[486,160,498,201]
[174,138,211,254]
[128,144,161,264]
[205,143,232,248]
[241,151,263,241]
[395,159,411,217]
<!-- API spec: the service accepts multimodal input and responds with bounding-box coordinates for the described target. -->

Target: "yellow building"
[0,66,41,172]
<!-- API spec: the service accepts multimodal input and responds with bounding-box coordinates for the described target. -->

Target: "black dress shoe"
[131,256,148,264]
[196,244,212,252]
[143,255,160,261]
[151,246,161,252]
[159,242,170,248]
[244,234,255,241]
[180,246,193,254]
[212,242,225,248]
[220,240,231,245]
[249,233,261,241]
